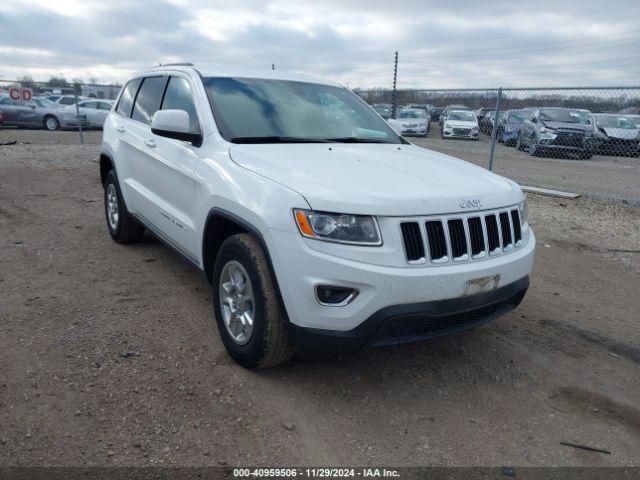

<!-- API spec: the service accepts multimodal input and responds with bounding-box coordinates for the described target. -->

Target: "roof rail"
[154,62,194,67]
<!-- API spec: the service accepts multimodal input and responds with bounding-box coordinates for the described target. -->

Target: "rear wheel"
[103,170,145,243]
[212,234,294,369]
[44,115,60,131]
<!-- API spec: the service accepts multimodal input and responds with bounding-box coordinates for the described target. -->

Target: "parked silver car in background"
[0,94,88,131]
[441,109,480,140]
[64,99,114,128]
[387,108,430,136]
[54,95,89,106]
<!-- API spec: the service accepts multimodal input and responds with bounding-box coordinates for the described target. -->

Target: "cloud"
[0,0,639,88]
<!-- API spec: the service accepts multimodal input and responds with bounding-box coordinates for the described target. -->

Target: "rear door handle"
[115,126,125,133]
[144,139,156,148]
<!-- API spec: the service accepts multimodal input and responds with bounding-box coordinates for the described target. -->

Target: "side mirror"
[151,109,202,146]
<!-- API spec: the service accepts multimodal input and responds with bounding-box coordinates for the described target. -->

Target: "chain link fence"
[0,79,122,144]
[356,86,640,203]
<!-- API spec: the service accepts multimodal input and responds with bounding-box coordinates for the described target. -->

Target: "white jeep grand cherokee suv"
[100,64,535,368]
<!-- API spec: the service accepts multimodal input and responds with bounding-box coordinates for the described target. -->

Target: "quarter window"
[131,76,166,125]
[161,77,200,133]
[116,78,142,117]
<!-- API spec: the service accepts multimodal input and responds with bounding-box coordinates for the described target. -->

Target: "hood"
[600,127,639,140]
[541,121,592,132]
[445,120,477,128]
[229,143,521,216]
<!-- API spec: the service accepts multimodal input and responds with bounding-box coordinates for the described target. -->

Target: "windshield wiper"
[323,137,392,144]
[230,136,330,144]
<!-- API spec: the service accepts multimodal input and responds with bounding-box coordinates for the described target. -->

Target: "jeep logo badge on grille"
[460,199,482,209]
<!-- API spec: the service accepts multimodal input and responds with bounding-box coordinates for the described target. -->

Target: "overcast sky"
[1,0,639,88]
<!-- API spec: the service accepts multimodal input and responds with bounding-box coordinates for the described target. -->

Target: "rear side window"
[98,102,113,111]
[132,76,166,125]
[81,101,97,109]
[116,78,142,117]
[59,97,75,105]
[161,76,200,133]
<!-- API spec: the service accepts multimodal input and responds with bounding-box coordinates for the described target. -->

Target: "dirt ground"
[1,129,640,467]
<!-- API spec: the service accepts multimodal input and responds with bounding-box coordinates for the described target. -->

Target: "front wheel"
[44,115,60,131]
[212,234,294,369]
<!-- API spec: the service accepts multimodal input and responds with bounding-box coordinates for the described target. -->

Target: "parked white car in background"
[65,99,114,128]
[100,64,534,368]
[442,110,480,140]
[387,108,430,136]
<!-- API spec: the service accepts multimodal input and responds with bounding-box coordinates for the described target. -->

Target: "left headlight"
[294,209,382,245]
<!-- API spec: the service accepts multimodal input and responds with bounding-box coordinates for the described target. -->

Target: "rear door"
[111,78,143,212]
[119,76,168,232]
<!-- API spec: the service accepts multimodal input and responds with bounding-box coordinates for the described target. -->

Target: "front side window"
[116,78,142,117]
[98,102,113,111]
[132,76,166,125]
[202,77,402,143]
[161,76,200,133]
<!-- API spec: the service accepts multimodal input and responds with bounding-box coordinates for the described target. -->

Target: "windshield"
[398,109,426,119]
[540,109,591,124]
[507,111,528,123]
[32,97,56,108]
[596,115,637,129]
[203,77,402,144]
[448,111,476,121]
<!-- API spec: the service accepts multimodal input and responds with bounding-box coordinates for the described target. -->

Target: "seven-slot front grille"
[399,207,524,265]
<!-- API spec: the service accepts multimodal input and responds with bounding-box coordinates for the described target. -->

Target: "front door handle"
[115,126,125,133]
[144,139,156,148]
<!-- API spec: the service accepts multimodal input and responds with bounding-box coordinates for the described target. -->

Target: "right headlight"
[294,209,382,245]
[519,196,529,226]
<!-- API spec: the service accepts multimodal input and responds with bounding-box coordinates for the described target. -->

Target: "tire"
[528,144,538,156]
[103,170,145,244]
[212,234,294,369]
[43,115,60,131]
[516,135,524,151]
[580,152,593,160]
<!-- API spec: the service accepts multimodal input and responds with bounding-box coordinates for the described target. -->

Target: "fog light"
[315,285,359,306]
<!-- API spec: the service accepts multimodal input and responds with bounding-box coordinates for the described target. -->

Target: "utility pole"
[391,51,398,119]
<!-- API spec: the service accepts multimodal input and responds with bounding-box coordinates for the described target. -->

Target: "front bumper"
[443,130,479,139]
[269,227,535,339]
[290,276,529,353]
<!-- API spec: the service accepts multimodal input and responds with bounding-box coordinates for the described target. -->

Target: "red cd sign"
[9,87,33,101]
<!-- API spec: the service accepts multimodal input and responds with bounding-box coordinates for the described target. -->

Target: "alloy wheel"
[219,260,255,345]
[106,183,119,230]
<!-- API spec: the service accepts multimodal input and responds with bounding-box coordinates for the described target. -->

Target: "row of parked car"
[479,106,640,158]
[0,93,114,131]
[371,101,640,158]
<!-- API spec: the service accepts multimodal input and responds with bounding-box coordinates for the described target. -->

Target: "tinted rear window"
[132,76,167,125]
[116,78,142,117]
